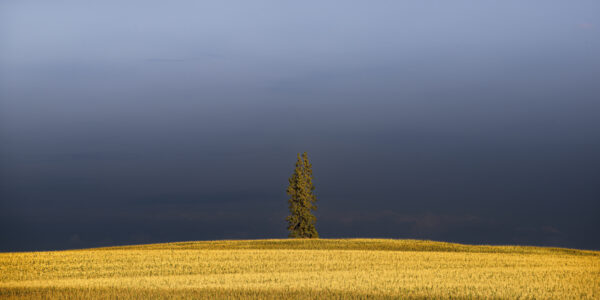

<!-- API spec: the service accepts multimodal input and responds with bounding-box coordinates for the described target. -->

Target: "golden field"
[1,239,599,299]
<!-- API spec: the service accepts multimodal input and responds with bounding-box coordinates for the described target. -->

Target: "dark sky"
[1,1,599,251]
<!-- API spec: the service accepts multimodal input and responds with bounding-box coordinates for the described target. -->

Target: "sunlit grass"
[1,239,599,299]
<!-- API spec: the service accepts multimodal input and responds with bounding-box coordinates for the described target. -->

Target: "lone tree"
[286,152,319,238]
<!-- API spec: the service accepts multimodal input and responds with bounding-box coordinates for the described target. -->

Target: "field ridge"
[93,238,599,256]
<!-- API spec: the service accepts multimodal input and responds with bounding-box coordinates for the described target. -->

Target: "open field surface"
[1,239,599,299]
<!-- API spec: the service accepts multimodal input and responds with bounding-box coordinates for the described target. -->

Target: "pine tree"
[286,152,319,238]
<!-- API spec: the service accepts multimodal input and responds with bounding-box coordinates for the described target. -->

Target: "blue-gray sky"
[1,0,599,251]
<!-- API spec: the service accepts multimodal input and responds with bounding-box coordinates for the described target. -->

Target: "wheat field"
[1,239,599,299]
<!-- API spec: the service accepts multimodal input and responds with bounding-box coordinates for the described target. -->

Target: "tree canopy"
[286,152,318,238]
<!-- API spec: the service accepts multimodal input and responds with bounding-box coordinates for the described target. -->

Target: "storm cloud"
[1,0,599,251]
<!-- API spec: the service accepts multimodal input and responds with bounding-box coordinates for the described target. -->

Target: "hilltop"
[98,238,599,256]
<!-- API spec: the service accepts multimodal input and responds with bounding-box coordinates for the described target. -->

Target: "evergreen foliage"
[286,152,319,238]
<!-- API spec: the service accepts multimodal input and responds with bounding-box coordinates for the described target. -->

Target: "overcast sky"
[1,0,599,251]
